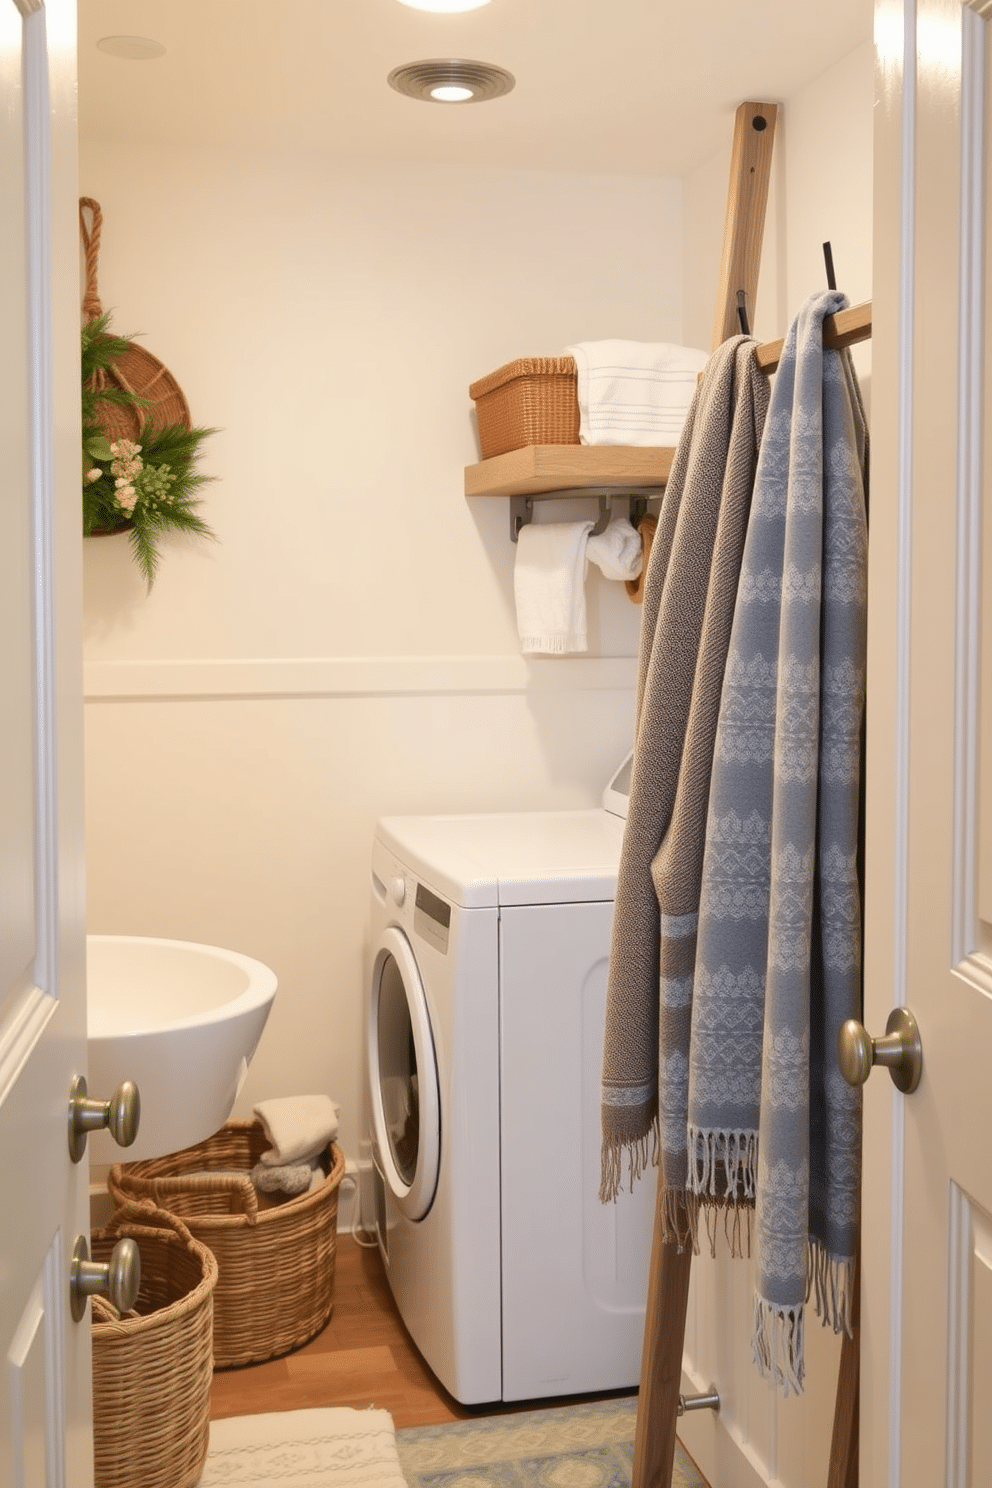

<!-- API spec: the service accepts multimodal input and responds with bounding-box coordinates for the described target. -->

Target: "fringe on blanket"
[807,1241,856,1339]
[687,1126,759,1201]
[598,1121,658,1204]
[685,1125,758,1260]
[699,1197,753,1261]
[752,1296,806,1397]
[661,1186,699,1253]
[752,1242,856,1397]
[660,1184,755,1260]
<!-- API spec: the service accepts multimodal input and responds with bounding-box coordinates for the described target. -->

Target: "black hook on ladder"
[736,289,750,336]
[823,241,837,291]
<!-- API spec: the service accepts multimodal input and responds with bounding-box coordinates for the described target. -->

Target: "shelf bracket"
[510,489,651,543]
[510,495,533,542]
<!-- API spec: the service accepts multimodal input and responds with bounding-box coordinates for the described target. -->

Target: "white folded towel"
[564,339,709,446]
[586,518,643,582]
[254,1094,339,1167]
[513,520,593,655]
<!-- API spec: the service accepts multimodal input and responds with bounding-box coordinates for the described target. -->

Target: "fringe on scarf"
[700,1195,753,1260]
[686,1125,759,1203]
[661,1184,700,1253]
[753,1241,855,1397]
[598,1119,658,1204]
[752,1294,806,1397]
[657,1185,754,1259]
[807,1239,856,1338]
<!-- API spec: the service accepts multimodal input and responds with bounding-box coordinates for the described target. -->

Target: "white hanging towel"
[514,520,593,654]
[565,339,709,446]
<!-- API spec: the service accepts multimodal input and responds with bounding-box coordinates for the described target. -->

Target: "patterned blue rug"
[395,1398,707,1488]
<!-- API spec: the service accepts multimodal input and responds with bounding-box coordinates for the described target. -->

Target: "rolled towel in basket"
[252,1158,326,1197]
[253,1094,340,1167]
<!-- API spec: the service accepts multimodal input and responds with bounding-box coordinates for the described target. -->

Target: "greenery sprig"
[82,312,217,587]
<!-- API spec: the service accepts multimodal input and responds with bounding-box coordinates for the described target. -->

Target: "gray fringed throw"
[689,291,867,1393]
[600,335,770,1220]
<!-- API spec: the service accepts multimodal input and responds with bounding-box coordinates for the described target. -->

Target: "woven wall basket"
[91,1200,218,1488]
[80,197,192,444]
[108,1122,346,1368]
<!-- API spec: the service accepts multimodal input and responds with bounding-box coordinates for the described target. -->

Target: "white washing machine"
[365,761,654,1405]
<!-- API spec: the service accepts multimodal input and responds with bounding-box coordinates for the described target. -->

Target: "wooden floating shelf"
[464,304,871,506]
[464,443,675,500]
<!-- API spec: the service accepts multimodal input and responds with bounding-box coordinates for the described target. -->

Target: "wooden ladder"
[629,99,861,1488]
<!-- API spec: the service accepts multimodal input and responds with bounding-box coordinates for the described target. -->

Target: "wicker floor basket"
[91,1201,218,1488]
[469,356,580,459]
[108,1121,345,1368]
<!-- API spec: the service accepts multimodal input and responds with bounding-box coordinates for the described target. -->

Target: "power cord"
[337,1170,378,1248]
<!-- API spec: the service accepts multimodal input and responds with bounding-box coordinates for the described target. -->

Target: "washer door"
[367,925,441,1221]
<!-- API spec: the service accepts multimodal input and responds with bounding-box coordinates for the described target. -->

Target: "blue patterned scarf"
[689,291,867,1392]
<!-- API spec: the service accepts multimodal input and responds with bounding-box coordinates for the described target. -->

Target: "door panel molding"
[7,1242,65,1488]
[0,986,54,1107]
[22,0,59,992]
[955,2,985,960]
[946,1183,992,1485]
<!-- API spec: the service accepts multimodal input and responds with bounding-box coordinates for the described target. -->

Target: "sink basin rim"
[86,933,278,1038]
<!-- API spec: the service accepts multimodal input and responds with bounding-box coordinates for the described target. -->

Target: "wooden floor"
[209,1233,636,1430]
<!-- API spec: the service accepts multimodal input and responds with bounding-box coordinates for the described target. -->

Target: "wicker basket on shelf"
[108,1120,346,1368]
[91,1201,218,1488]
[469,356,580,459]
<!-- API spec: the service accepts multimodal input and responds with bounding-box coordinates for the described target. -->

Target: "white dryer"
[365,777,655,1405]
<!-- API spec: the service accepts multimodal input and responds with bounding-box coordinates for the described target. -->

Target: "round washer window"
[367,926,440,1220]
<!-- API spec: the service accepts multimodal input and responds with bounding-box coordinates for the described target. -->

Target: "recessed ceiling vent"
[387,59,516,104]
[96,35,167,61]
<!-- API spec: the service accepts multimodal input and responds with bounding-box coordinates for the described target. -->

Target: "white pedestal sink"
[86,935,277,1165]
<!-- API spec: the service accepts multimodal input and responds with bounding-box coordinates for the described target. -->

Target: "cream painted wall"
[81,146,686,660]
[80,144,686,1183]
[675,41,874,1488]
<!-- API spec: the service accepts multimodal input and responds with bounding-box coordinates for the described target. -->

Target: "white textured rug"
[198,1408,408,1486]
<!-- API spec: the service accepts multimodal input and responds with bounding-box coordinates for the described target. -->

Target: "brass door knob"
[69,1236,140,1322]
[67,1073,141,1162]
[838,1006,922,1094]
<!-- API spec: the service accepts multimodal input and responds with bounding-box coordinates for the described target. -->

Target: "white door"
[864,0,992,1482]
[0,1,91,1485]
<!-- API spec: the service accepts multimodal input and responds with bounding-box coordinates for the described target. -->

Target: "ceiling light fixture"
[395,0,492,12]
[96,35,167,61]
[431,84,474,102]
[388,59,515,104]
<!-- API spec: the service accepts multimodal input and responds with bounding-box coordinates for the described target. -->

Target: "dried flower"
[110,440,144,486]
